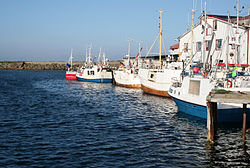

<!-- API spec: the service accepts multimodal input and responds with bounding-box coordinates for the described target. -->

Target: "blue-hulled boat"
[76,65,112,83]
[168,74,250,123]
[76,47,113,83]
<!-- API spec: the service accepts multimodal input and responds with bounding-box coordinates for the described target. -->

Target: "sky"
[0,0,249,61]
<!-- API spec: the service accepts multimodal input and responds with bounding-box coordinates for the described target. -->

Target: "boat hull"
[113,70,141,89]
[76,66,113,83]
[141,84,170,97]
[115,82,141,89]
[139,68,182,97]
[77,76,112,83]
[65,72,77,80]
[172,97,250,123]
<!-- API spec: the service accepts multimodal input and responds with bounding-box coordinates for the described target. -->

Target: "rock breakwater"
[0,61,120,70]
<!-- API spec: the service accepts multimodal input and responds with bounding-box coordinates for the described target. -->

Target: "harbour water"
[0,70,250,167]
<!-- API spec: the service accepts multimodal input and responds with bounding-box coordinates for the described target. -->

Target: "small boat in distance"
[113,40,142,89]
[65,48,77,80]
[76,47,113,83]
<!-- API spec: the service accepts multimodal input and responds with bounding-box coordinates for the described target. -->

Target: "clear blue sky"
[0,0,249,61]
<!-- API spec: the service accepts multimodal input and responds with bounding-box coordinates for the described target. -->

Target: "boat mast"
[138,41,142,67]
[236,0,239,64]
[98,48,102,65]
[88,47,92,66]
[102,51,106,66]
[85,48,88,66]
[226,12,230,71]
[145,9,166,68]
[127,39,133,68]
[236,0,239,32]
[70,48,73,70]
[202,0,207,70]
[190,8,195,68]
[159,9,163,67]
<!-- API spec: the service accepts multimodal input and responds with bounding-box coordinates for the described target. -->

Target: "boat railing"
[171,77,182,88]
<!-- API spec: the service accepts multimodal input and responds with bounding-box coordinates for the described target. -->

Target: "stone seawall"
[0,61,120,70]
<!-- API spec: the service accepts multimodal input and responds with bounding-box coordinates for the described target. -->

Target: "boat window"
[189,80,200,95]
[91,71,94,75]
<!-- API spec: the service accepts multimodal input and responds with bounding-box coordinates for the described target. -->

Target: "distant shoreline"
[0,61,120,70]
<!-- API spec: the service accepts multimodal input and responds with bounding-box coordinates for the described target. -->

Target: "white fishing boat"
[113,68,141,88]
[168,71,250,122]
[168,3,250,122]
[76,48,113,83]
[138,10,184,97]
[113,41,142,89]
[65,48,77,80]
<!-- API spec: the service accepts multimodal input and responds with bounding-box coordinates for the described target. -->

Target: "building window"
[216,39,222,50]
[206,40,211,51]
[213,20,217,31]
[184,43,188,52]
[196,42,201,52]
[206,27,212,36]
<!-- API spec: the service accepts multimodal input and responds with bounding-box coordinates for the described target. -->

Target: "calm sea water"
[0,70,250,167]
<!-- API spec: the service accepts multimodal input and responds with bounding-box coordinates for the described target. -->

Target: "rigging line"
[145,33,160,58]
[161,37,167,59]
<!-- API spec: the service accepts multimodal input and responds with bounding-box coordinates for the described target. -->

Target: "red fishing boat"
[65,48,77,80]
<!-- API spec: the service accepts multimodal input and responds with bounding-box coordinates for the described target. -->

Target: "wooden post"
[207,102,217,143]
[213,102,218,135]
[242,104,247,143]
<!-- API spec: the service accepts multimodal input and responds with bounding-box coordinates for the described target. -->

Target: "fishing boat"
[113,41,142,88]
[65,48,77,80]
[168,69,250,122]
[168,4,250,122]
[76,48,113,83]
[138,10,184,97]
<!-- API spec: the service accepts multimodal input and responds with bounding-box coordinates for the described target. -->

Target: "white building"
[176,14,250,67]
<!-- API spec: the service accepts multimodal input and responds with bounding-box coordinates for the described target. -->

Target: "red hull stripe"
[66,74,77,80]
[216,63,250,67]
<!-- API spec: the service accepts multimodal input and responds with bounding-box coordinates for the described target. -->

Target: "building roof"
[177,14,249,41]
[205,14,237,22]
[170,43,179,50]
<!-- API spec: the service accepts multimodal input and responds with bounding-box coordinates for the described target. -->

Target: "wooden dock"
[206,90,250,143]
